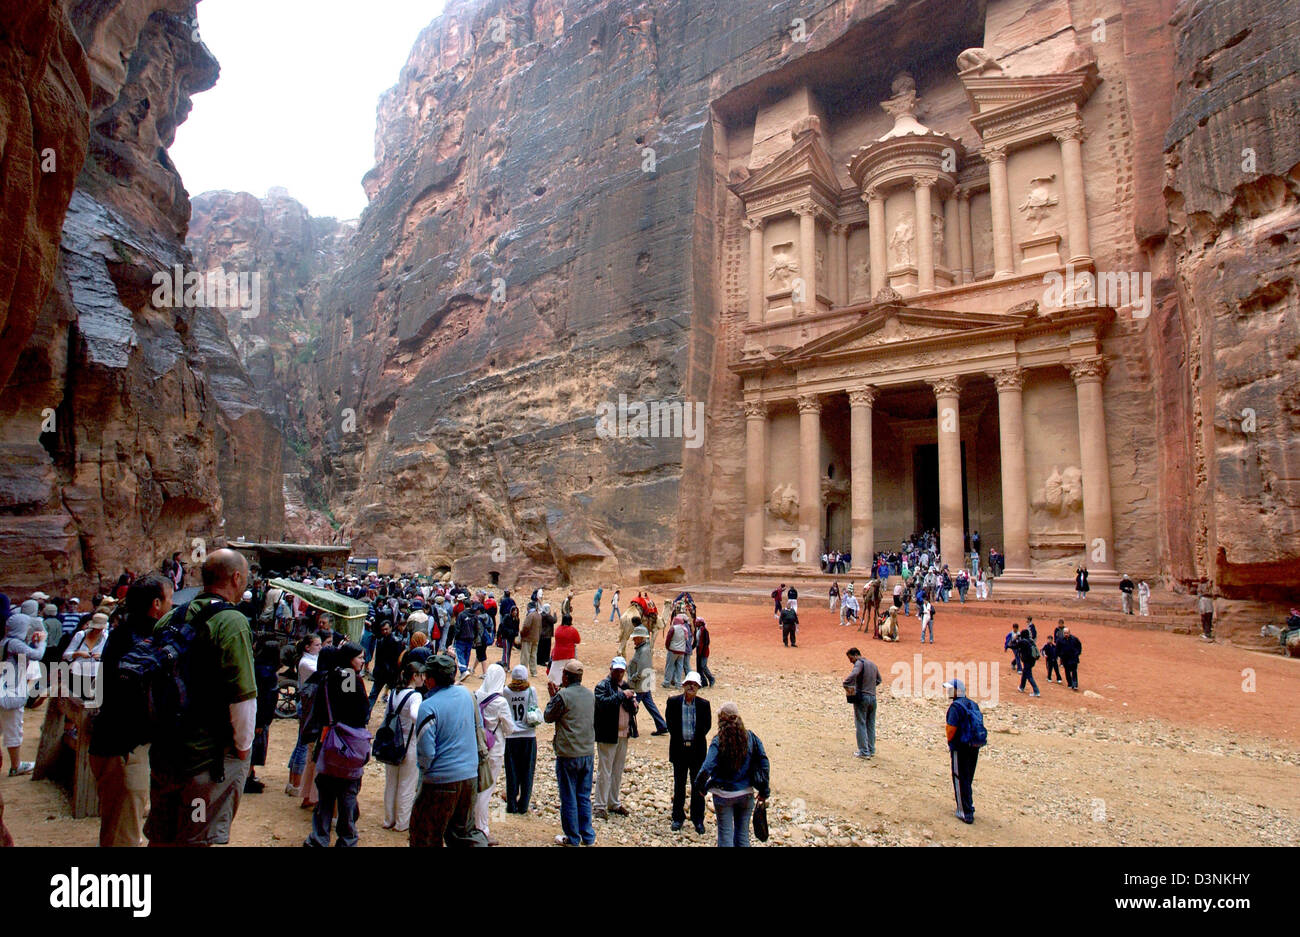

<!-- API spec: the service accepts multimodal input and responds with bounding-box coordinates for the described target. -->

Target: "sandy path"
[4,589,1297,847]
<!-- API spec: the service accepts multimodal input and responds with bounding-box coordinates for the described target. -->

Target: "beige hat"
[88,613,109,630]
[562,659,584,676]
[31,591,50,602]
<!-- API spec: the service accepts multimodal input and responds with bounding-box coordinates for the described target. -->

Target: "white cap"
[683,672,702,686]
[610,656,627,670]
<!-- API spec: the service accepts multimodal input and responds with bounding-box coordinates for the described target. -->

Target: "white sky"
[171,0,448,220]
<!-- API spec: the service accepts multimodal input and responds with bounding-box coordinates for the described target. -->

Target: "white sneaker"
[285,782,300,797]
[9,761,33,777]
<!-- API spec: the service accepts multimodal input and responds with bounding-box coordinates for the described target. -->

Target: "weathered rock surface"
[0,0,284,595]
[187,188,354,544]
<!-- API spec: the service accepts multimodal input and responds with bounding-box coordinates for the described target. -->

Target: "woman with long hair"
[287,633,322,797]
[304,641,370,846]
[382,660,424,832]
[697,702,769,847]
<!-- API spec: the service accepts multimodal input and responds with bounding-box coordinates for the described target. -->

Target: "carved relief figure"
[851,255,871,298]
[932,212,945,261]
[889,211,915,267]
[1018,174,1059,234]
[815,248,825,283]
[768,243,798,291]
[956,48,1003,75]
[1031,465,1084,530]
[767,482,799,524]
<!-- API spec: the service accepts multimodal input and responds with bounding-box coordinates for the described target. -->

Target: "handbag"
[752,800,769,842]
[844,685,859,704]
[315,674,373,780]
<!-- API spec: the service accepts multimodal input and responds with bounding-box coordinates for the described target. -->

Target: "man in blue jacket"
[410,654,486,847]
[944,678,986,824]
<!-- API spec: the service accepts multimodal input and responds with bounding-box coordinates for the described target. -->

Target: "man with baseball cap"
[944,678,986,824]
[666,671,711,833]
[544,659,596,845]
[593,656,637,820]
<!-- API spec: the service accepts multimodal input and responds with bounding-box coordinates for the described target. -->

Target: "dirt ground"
[4,590,1298,847]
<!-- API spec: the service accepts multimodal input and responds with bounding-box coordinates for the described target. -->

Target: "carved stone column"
[1068,357,1115,570]
[943,193,959,276]
[848,386,877,573]
[795,203,818,315]
[745,217,765,325]
[797,394,823,566]
[957,189,974,284]
[914,175,936,292]
[831,223,850,305]
[866,187,887,298]
[991,368,1030,572]
[1054,124,1092,265]
[983,145,1015,277]
[929,376,964,567]
[743,399,768,568]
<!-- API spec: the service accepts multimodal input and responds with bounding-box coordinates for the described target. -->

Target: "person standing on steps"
[1074,566,1089,600]
[944,678,985,825]
[1137,579,1151,617]
[843,648,881,759]
[627,626,668,735]
[1057,627,1082,690]
[1197,590,1215,641]
[771,583,786,619]
[666,672,711,834]
[1119,573,1135,615]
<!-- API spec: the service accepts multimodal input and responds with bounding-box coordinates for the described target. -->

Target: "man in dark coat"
[665,673,712,834]
[1057,627,1083,690]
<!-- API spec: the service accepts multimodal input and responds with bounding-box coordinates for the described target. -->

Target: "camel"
[1260,623,1300,658]
[878,606,900,642]
[617,601,660,658]
[861,577,884,630]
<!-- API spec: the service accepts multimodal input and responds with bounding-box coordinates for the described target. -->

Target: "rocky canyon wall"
[0,0,284,596]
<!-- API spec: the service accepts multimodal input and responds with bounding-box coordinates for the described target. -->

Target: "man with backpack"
[140,549,257,846]
[944,678,986,824]
[779,604,798,648]
[1014,626,1041,696]
[452,599,481,680]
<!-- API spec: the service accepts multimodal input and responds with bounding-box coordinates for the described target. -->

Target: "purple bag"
[315,676,373,779]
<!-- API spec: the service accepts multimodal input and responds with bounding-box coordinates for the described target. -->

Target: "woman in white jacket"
[382,661,424,832]
[473,662,514,845]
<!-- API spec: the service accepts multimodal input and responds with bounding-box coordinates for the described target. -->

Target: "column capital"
[1053,122,1085,144]
[847,385,879,407]
[981,144,1008,164]
[1066,356,1106,385]
[990,367,1026,392]
[742,398,768,420]
[830,222,849,236]
[913,173,938,190]
[956,186,973,203]
[928,375,962,399]
[863,184,884,203]
[796,393,822,415]
[793,200,820,218]
[743,216,765,232]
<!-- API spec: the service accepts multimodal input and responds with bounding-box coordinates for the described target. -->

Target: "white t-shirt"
[505,685,539,739]
[298,651,319,685]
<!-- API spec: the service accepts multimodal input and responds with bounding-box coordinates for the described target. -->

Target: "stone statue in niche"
[1018,175,1059,234]
[815,248,825,283]
[768,244,798,290]
[851,255,871,297]
[889,211,915,267]
[932,212,945,261]
[767,483,799,524]
[1031,465,1084,530]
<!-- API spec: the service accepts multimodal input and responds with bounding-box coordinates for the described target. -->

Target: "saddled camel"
[860,578,884,630]
[617,603,660,658]
[878,606,900,642]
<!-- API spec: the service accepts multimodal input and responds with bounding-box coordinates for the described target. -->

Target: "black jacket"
[665,694,712,763]
[1014,634,1039,667]
[1057,634,1083,665]
[593,675,638,743]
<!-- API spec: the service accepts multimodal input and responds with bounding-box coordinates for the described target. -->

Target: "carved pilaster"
[796,393,823,414]
[742,399,768,420]
[1066,356,1106,385]
[928,375,962,399]
[990,367,1026,393]
[847,385,878,408]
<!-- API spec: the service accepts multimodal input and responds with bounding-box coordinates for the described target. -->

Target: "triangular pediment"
[729,130,842,202]
[780,304,1031,364]
[962,64,1100,136]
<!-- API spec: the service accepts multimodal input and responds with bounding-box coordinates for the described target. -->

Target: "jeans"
[713,793,755,847]
[454,640,472,674]
[921,620,934,643]
[288,741,309,775]
[663,651,686,687]
[361,630,375,664]
[504,736,536,812]
[636,692,668,732]
[958,585,967,603]
[853,697,877,756]
[696,653,715,687]
[1122,593,1133,614]
[555,756,595,845]
[367,678,389,716]
[950,744,979,820]
[306,775,362,846]
[499,642,512,668]
[1019,663,1040,693]
[609,604,619,622]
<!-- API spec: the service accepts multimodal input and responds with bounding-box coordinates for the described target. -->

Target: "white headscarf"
[476,662,506,702]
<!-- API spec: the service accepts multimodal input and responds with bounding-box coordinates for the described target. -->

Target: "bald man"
[144,548,257,846]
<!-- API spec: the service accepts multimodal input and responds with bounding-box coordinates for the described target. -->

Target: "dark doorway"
[913,442,970,542]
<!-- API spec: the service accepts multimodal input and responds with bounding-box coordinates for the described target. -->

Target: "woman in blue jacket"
[697,702,769,847]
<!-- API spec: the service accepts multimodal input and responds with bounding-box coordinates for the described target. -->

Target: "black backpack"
[374,688,419,765]
[114,599,235,748]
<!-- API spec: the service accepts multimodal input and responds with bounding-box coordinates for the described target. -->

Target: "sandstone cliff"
[0,0,284,595]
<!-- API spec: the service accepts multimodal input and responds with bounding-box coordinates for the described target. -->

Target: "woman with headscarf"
[697,702,769,847]
[473,662,515,845]
[0,595,46,775]
[305,641,370,846]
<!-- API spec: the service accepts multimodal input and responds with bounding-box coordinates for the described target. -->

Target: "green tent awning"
[269,578,369,642]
